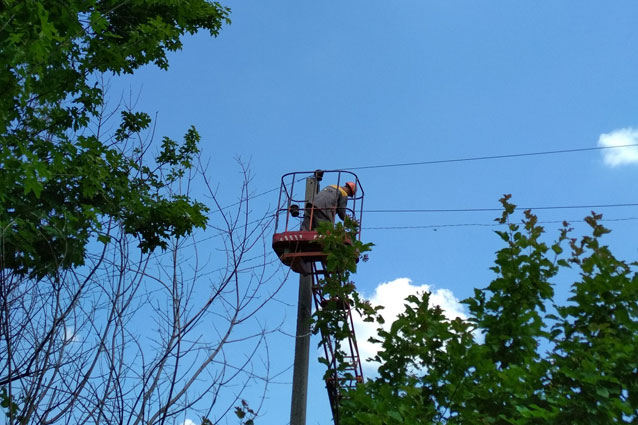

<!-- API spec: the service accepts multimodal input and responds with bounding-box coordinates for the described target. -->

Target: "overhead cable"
[345,144,638,171]
[365,203,638,214]
[363,216,638,230]
[211,143,638,215]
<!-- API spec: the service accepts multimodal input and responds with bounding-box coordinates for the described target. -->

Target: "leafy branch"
[313,218,380,381]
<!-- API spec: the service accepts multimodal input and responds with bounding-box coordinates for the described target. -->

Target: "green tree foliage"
[0,0,230,277]
[233,399,257,425]
[0,387,22,423]
[340,195,638,424]
[314,218,377,382]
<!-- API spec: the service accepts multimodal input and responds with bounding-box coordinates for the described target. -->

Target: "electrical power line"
[211,143,638,215]
[365,202,638,214]
[345,144,638,171]
[205,198,638,234]
[363,216,638,231]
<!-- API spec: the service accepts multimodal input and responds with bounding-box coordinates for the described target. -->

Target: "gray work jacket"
[309,185,348,223]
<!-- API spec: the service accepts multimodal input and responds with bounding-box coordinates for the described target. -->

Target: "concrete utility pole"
[289,175,319,425]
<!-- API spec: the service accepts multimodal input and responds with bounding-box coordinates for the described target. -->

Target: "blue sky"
[110,2,638,423]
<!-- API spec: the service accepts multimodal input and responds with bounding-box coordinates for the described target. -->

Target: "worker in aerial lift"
[301,181,356,231]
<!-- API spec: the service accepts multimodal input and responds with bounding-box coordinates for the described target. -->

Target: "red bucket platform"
[272,230,324,274]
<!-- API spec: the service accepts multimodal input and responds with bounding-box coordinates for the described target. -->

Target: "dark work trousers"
[299,205,333,274]
[301,204,332,231]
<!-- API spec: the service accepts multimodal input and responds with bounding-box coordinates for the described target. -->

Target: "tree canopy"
[338,196,638,424]
[1,4,289,424]
[1,0,230,277]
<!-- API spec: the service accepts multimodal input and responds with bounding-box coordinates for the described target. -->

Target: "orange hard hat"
[345,181,356,195]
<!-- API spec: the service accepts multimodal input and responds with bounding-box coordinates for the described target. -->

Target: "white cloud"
[180,420,196,425]
[64,326,78,344]
[352,277,467,372]
[598,127,638,166]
